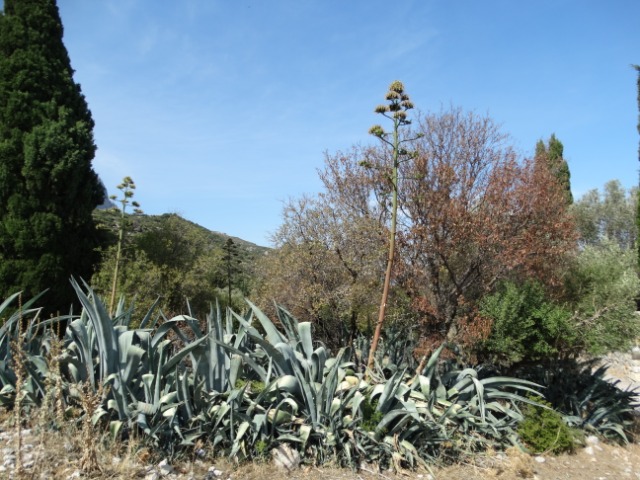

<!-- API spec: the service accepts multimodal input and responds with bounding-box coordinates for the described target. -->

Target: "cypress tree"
[535,134,573,205]
[0,0,103,312]
[634,65,640,268]
[222,238,242,308]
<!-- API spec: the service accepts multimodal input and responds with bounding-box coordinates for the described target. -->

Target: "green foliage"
[517,395,580,454]
[254,439,269,458]
[0,0,103,313]
[92,212,262,318]
[222,238,245,305]
[480,250,639,363]
[564,241,640,355]
[235,378,266,394]
[634,65,640,266]
[479,281,577,367]
[535,134,572,205]
[359,397,383,432]
[573,180,637,250]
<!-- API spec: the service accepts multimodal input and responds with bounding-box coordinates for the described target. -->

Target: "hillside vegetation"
[92,209,268,319]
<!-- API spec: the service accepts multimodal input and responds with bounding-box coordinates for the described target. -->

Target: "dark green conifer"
[634,65,640,268]
[0,0,103,312]
[222,238,242,307]
[535,134,573,205]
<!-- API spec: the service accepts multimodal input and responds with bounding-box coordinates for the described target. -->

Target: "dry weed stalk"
[11,293,25,477]
[39,327,66,431]
[52,330,66,427]
[79,382,107,473]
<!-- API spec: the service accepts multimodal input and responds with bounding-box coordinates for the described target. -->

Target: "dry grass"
[503,447,535,479]
[10,293,26,478]
[10,337,25,478]
[79,382,106,474]
[1,414,640,480]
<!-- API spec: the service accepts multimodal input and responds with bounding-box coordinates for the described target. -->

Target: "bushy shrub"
[564,241,640,355]
[477,281,578,367]
[477,241,640,365]
[360,397,384,432]
[518,396,580,454]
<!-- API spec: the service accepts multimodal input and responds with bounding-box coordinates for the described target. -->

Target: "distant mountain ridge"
[96,178,117,210]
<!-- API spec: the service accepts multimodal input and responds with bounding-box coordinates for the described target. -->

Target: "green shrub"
[254,439,269,458]
[360,397,384,432]
[235,378,266,395]
[518,396,581,454]
[563,241,640,355]
[478,281,578,367]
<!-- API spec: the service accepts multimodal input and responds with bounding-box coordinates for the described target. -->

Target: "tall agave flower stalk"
[108,176,142,316]
[365,81,421,374]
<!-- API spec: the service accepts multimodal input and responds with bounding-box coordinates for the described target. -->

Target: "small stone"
[207,466,223,477]
[631,346,640,360]
[157,458,174,476]
[534,456,545,463]
[586,435,600,445]
[145,473,160,480]
[584,446,595,455]
[66,471,81,480]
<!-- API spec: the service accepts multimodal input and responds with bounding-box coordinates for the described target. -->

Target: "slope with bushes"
[92,209,268,318]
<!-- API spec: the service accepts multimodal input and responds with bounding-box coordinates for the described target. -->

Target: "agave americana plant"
[0,283,636,469]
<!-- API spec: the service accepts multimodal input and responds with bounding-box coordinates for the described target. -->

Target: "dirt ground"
[229,441,640,480]
[2,415,640,479]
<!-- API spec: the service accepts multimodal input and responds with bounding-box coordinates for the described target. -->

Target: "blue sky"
[54,0,639,246]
